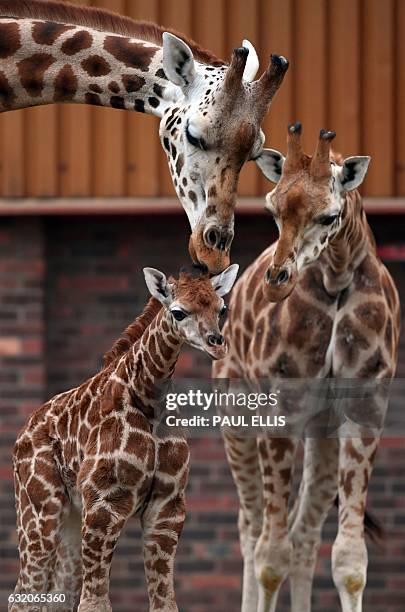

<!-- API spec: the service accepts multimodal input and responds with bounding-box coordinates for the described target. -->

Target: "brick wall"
[0,214,405,611]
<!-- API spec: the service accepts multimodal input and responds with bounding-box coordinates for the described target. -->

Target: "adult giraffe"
[213,125,400,612]
[0,0,288,273]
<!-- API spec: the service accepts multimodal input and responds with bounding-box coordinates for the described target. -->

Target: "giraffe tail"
[364,507,384,545]
[334,496,385,545]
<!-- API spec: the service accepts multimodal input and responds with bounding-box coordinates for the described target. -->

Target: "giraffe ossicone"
[214,125,400,612]
[0,0,289,273]
[11,263,239,612]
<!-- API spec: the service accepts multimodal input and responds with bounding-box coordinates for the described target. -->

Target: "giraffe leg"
[223,434,263,612]
[213,352,263,612]
[255,437,298,612]
[289,437,339,612]
[141,437,190,612]
[78,486,137,612]
[332,434,379,612]
[49,504,83,611]
[10,449,70,612]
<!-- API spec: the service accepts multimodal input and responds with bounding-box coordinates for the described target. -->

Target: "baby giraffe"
[11,263,238,612]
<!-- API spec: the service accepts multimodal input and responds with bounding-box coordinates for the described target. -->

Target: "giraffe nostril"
[208,333,224,346]
[204,228,220,249]
[266,267,290,286]
[225,232,234,250]
[275,269,290,285]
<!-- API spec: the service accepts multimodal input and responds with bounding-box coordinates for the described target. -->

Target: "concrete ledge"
[0,197,404,216]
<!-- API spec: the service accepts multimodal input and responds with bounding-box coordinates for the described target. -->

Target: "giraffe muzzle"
[206,333,227,359]
[188,227,232,274]
[264,263,297,302]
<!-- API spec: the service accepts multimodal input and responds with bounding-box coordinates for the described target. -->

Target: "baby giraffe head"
[143,264,239,359]
[256,124,371,301]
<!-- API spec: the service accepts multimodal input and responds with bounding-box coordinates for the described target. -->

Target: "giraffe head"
[256,124,371,301]
[143,263,239,359]
[160,33,289,273]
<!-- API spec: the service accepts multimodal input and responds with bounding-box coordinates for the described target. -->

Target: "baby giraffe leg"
[332,435,379,612]
[78,482,137,612]
[141,437,190,612]
[289,438,339,612]
[49,505,83,611]
[10,447,70,612]
[255,437,298,612]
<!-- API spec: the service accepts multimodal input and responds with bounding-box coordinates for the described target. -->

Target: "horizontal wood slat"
[0,197,403,216]
[0,0,401,198]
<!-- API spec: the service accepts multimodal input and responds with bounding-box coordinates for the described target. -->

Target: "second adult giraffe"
[0,0,288,273]
[214,125,400,612]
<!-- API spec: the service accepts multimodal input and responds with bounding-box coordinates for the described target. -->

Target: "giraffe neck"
[320,190,376,294]
[0,18,174,116]
[115,309,183,419]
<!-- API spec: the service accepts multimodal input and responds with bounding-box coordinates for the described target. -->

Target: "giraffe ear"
[143,268,172,305]
[338,156,371,191]
[162,32,196,89]
[255,149,285,183]
[211,264,239,297]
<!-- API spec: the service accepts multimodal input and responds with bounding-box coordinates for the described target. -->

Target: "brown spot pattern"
[0,22,21,58]
[176,154,184,176]
[108,81,120,93]
[354,302,385,333]
[104,36,157,71]
[336,314,370,367]
[81,55,111,77]
[0,71,16,108]
[61,30,93,55]
[122,74,145,93]
[340,468,355,497]
[32,21,74,45]
[85,92,102,106]
[54,64,78,102]
[18,53,55,97]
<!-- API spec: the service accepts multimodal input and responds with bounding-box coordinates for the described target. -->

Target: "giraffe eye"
[171,309,188,321]
[186,123,207,151]
[317,214,339,226]
[219,305,227,317]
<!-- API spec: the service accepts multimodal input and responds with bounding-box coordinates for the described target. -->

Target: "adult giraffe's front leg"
[289,437,339,612]
[214,353,264,612]
[255,437,298,612]
[332,433,379,612]
[223,433,263,612]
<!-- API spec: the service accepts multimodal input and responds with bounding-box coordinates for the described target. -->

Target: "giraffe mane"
[103,296,162,367]
[0,0,225,66]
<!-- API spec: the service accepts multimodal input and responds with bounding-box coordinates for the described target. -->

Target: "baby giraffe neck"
[115,310,183,419]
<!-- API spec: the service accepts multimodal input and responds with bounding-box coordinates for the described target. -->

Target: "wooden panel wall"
[0,0,403,198]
